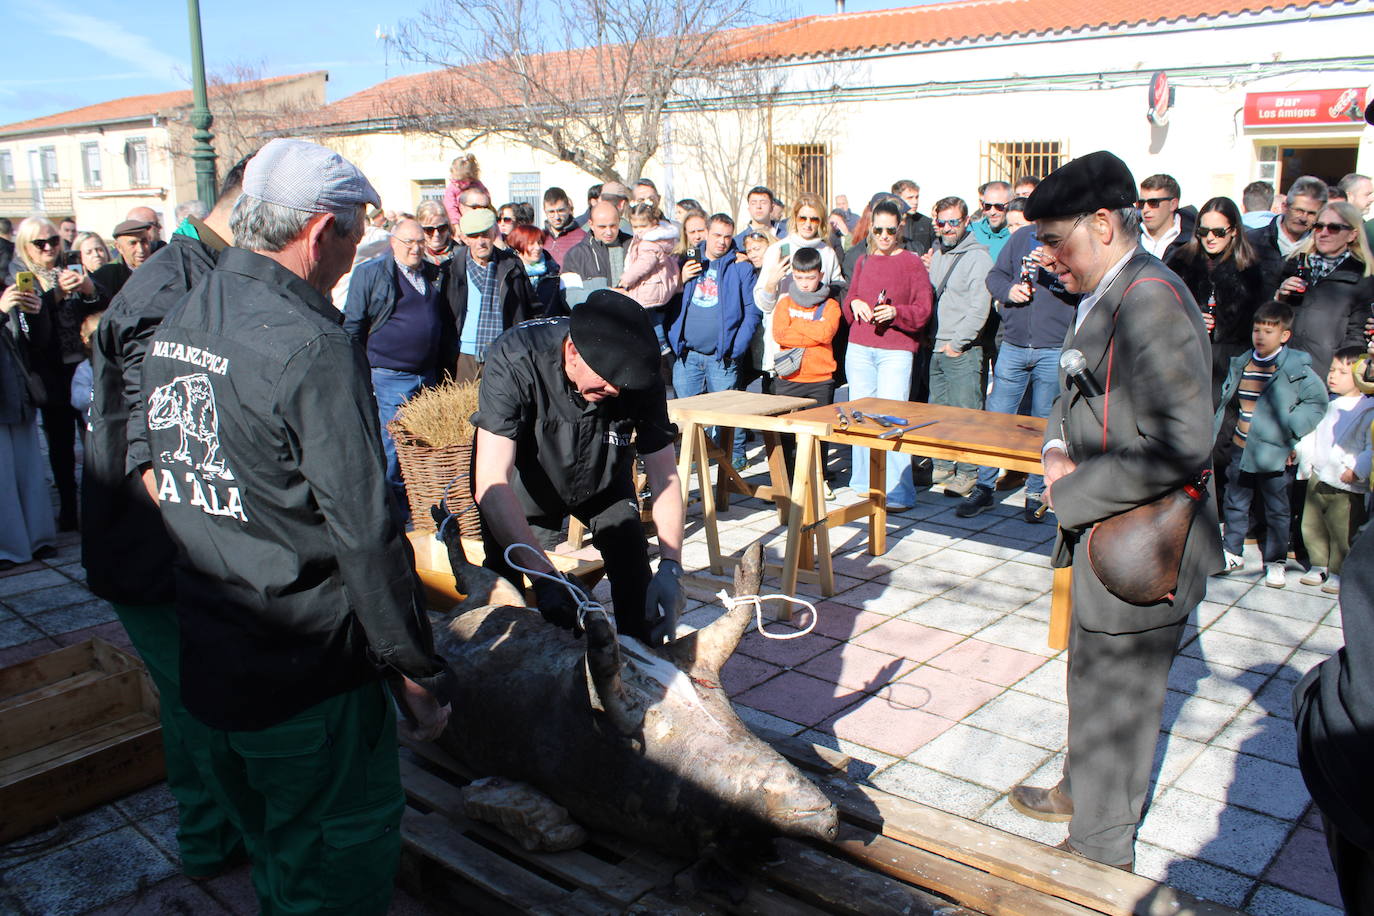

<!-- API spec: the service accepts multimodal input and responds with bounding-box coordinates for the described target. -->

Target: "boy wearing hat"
[1008,151,1222,870]
[472,289,686,645]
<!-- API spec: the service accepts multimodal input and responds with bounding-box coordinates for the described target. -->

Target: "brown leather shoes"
[1009,784,1074,822]
[1054,839,1133,872]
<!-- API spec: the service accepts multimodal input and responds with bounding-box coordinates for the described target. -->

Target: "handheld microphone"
[1061,349,1103,398]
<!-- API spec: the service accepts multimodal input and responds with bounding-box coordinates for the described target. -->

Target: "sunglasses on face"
[982,202,1007,212]
[498,216,514,224]
[934,218,963,228]
[421,225,450,235]
[31,236,61,250]
[1195,226,1232,239]
[1136,197,1176,209]
[794,215,821,224]
[872,226,899,236]
[1313,221,1353,234]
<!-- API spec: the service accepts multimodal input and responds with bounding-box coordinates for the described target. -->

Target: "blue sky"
[1,0,913,127]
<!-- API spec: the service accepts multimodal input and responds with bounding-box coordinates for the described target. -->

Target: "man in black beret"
[1009,151,1222,870]
[471,290,685,643]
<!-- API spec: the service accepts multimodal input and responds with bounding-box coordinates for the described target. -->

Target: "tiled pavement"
[0,466,1347,914]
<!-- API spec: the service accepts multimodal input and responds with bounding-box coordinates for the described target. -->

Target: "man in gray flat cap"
[135,138,454,914]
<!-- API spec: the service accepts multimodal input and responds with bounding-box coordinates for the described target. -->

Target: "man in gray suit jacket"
[1008,151,1223,869]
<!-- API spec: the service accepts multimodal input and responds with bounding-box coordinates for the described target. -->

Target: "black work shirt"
[83,227,222,606]
[138,247,451,731]
[471,318,675,516]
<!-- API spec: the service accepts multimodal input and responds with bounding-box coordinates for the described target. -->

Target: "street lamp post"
[187,0,217,205]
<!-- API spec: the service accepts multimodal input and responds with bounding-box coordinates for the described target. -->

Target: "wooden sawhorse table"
[670,392,834,590]
[784,398,1071,650]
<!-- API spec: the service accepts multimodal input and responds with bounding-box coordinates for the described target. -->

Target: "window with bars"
[508,172,541,209]
[769,144,829,211]
[39,146,59,188]
[125,137,149,187]
[0,150,13,191]
[416,180,444,204]
[980,141,1067,187]
[81,142,102,188]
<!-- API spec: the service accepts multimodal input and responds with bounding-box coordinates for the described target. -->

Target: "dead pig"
[427,514,839,859]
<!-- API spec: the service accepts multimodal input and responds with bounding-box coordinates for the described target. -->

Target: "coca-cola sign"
[1243,88,1369,126]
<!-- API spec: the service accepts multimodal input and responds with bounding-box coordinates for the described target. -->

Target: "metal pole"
[187,0,218,205]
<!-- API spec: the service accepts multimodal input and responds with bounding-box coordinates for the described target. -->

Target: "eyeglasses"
[934,218,963,228]
[31,236,61,250]
[1195,226,1233,239]
[497,216,515,224]
[872,226,899,236]
[392,235,425,248]
[1041,214,1088,255]
[1313,221,1353,234]
[1136,197,1176,209]
[421,224,450,235]
[982,202,1008,212]
[794,215,821,224]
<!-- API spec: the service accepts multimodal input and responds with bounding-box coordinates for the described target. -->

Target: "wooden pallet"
[398,731,1244,916]
[0,639,164,842]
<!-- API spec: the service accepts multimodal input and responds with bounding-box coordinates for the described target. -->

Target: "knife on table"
[835,406,849,430]
[877,420,939,440]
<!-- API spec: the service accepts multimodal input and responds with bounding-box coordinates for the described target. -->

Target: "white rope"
[715,590,818,640]
[502,542,613,633]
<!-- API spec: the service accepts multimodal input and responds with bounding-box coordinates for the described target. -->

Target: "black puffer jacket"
[1167,250,1266,348]
[1279,252,1374,380]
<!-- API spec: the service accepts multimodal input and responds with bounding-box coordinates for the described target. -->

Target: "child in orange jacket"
[771,246,841,482]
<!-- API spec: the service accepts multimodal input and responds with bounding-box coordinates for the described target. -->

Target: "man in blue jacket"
[958,222,1079,521]
[667,213,762,467]
[344,218,453,517]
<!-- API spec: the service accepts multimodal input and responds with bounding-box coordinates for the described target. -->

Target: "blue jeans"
[672,350,745,462]
[928,346,985,478]
[844,344,916,505]
[977,344,1059,495]
[371,366,434,519]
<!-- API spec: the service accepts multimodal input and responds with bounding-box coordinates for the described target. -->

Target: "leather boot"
[1009,784,1073,822]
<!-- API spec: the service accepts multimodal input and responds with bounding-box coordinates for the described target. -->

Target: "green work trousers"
[1301,480,1369,574]
[191,678,404,916]
[112,602,244,876]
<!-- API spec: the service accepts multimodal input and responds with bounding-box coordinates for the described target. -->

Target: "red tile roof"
[720,0,1344,61]
[0,72,327,137]
[300,0,1347,130]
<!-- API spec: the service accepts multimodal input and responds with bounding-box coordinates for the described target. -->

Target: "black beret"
[569,289,661,390]
[1024,151,1137,221]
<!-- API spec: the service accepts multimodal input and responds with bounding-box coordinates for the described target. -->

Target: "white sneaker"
[1264,562,1287,589]
[1299,567,1328,587]
[1218,551,1245,575]
[1322,573,1341,595]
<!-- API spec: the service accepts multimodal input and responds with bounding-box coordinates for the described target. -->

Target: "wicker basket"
[389,420,482,537]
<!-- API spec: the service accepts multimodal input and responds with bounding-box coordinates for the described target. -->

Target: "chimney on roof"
[835,0,844,11]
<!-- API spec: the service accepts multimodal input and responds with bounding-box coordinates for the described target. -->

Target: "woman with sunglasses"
[755,194,845,381]
[1276,201,1374,380]
[1165,197,1264,404]
[5,216,104,531]
[414,200,458,266]
[840,198,933,510]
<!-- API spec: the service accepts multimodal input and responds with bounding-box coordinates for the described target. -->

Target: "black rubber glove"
[644,559,685,646]
[533,576,588,634]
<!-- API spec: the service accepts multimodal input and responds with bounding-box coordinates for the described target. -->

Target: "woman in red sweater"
[841,199,933,509]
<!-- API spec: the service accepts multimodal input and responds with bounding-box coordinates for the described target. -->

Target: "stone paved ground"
[0,457,1346,914]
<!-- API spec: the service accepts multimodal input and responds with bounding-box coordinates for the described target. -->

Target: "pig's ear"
[666,538,763,680]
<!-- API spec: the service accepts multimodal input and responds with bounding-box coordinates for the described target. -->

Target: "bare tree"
[671,59,853,216]
[386,0,779,185]
[167,62,326,171]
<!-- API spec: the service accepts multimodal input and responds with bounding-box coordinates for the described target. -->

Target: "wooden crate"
[0,639,164,842]
[398,730,1247,916]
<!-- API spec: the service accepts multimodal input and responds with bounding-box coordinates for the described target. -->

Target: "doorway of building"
[1279,145,1358,190]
